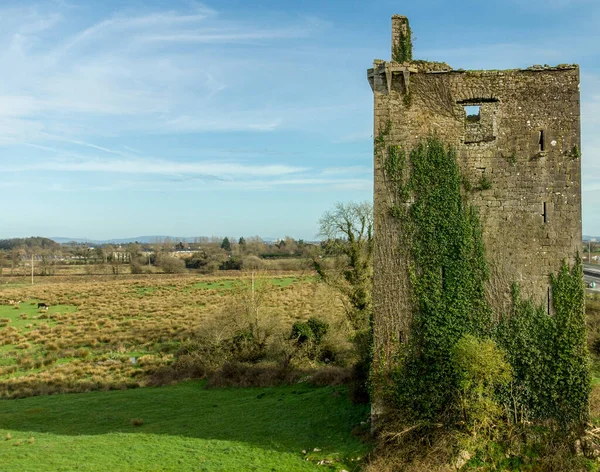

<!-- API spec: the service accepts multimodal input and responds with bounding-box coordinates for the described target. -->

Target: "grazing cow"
[37,302,49,310]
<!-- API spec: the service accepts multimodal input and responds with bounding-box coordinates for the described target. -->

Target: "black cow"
[37,302,49,310]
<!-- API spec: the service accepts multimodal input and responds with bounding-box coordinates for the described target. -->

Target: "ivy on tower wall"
[378,130,590,428]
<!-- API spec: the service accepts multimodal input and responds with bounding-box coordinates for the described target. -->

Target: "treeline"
[0,235,317,276]
[0,237,60,251]
[134,236,313,274]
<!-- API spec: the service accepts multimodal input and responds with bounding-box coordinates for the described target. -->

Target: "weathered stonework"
[368,16,582,420]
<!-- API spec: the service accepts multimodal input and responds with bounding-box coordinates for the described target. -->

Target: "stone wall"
[368,16,582,420]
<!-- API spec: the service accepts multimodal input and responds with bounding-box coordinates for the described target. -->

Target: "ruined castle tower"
[368,15,581,418]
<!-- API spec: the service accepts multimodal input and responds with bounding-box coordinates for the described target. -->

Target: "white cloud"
[164,114,282,133]
[54,10,218,58]
[321,166,372,176]
[0,3,330,143]
[3,156,306,178]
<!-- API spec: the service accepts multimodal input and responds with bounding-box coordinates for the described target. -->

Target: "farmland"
[0,270,375,471]
[0,272,347,398]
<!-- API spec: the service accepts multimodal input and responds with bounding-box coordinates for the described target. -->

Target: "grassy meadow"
[0,271,371,470]
[0,272,346,398]
[0,380,370,471]
[6,271,600,470]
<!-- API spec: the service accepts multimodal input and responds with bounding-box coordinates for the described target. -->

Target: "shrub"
[206,361,303,388]
[155,255,185,274]
[348,328,372,404]
[75,348,91,358]
[308,366,352,386]
[452,335,511,435]
[185,251,221,272]
[241,255,263,270]
[290,322,314,344]
[306,317,329,343]
[129,257,146,274]
[219,257,243,271]
[497,264,590,427]
[290,317,329,345]
[227,329,265,363]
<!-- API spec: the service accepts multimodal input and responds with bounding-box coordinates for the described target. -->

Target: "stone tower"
[368,15,581,419]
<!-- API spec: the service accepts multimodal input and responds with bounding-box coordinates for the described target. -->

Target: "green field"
[0,273,344,398]
[0,273,367,470]
[189,276,308,291]
[0,301,77,330]
[0,380,370,471]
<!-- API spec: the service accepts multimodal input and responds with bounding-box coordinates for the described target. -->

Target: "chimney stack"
[391,15,412,62]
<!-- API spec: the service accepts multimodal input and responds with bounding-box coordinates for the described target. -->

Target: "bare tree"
[314,201,373,332]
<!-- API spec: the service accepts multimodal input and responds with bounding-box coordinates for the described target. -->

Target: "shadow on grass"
[0,380,370,461]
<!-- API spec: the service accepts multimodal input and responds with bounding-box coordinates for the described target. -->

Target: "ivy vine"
[376,130,590,429]
[497,260,590,427]
[392,24,413,63]
[502,151,517,167]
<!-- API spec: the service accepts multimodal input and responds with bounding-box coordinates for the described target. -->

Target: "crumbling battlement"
[369,15,581,420]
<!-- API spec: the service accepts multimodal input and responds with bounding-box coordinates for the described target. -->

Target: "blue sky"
[0,0,599,240]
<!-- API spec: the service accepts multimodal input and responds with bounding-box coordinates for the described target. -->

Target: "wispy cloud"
[3,156,306,178]
[3,156,371,193]
[164,114,282,133]
[0,3,329,142]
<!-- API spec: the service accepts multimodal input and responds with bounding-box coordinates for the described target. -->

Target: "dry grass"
[0,271,347,398]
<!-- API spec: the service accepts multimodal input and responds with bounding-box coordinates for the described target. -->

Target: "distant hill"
[51,236,203,245]
[584,235,600,242]
[0,237,61,251]
[50,236,282,245]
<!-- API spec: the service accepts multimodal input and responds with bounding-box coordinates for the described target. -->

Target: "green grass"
[0,301,77,330]
[189,276,303,291]
[0,381,370,471]
[191,280,237,290]
[271,277,301,288]
[133,287,157,296]
[0,282,30,290]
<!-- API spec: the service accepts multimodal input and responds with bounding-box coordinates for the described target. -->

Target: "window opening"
[543,202,547,224]
[464,105,481,123]
[539,130,545,152]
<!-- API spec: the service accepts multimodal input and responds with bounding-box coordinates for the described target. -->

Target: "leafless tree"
[314,201,373,332]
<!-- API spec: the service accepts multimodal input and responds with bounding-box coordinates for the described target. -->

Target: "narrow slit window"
[539,130,545,151]
[464,105,481,123]
[547,287,551,315]
[543,202,547,223]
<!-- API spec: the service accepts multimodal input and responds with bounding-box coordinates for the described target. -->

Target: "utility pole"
[251,271,258,333]
[31,254,34,285]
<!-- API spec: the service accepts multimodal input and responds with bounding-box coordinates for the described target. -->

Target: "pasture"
[0,380,370,471]
[0,272,345,398]
[0,272,371,471]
